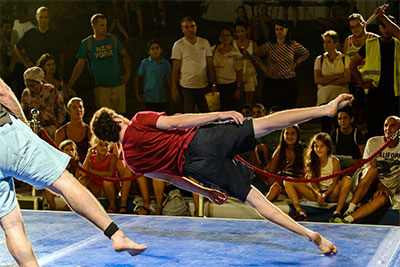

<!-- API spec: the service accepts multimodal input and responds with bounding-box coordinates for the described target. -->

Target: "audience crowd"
[1,1,398,225]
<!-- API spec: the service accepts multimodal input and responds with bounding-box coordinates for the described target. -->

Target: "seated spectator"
[285,133,352,222]
[36,53,75,103]
[134,39,172,112]
[331,106,366,165]
[266,125,306,201]
[212,28,243,111]
[44,139,80,210]
[314,30,350,134]
[55,97,91,163]
[106,0,131,42]
[240,104,252,118]
[337,116,400,224]
[250,3,271,45]
[21,66,66,138]
[80,136,118,213]
[234,22,258,105]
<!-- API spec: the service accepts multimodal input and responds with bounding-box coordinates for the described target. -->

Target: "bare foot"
[310,231,338,255]
[111,230,147,256]
[266,182,282,202]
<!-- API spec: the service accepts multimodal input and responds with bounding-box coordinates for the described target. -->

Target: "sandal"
[133,205,150,215]
[152,206,163,215]
[107,207,116,213]
[119,205,128,214]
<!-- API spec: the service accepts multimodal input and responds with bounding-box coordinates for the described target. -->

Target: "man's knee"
[359,167,378,186]
[372,195,389,208]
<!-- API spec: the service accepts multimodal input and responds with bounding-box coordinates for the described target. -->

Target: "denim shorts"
[0,115,70,218]
[183,118,256,202]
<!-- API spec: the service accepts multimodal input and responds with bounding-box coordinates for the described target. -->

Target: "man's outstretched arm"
[0,78,28,124]
[156,111,244,130]
[145,172,228,205]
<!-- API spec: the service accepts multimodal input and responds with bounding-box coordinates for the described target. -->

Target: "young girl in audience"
[285,133,352,222]
[266,125,305,201]
[234,22,258,105]
[80,136,118,213]
[44,139,80,210]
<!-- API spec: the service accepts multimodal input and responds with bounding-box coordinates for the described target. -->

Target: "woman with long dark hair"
[254,20,309,111]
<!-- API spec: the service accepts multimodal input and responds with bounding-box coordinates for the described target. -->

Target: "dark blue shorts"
[183,118,256,202]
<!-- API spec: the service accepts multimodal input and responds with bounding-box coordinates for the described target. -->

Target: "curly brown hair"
[90,107,121,143]
[304,132,333,179]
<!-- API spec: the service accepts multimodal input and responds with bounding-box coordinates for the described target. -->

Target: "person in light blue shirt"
[134,39,172,112]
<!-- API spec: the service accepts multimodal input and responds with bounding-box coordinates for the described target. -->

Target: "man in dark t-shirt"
[91,93,355,255]
[14,6,64,71]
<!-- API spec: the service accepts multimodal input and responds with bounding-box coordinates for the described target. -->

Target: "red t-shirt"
[122,111,198,175]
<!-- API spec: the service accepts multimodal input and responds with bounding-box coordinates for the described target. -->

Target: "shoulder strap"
[106,33,118,51]
[320,54,324,66]
[353,128,359,146]
[86,35,94,57]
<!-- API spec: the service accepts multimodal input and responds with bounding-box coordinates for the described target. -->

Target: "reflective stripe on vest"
[360,37,400,97]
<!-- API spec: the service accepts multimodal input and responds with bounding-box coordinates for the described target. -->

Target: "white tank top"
[318,156,335,191]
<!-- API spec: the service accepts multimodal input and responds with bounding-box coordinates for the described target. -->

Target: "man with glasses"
[171,16,217,112]
[343,13,378,128]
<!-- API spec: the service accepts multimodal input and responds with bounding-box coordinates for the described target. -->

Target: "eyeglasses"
[349,23,362,30]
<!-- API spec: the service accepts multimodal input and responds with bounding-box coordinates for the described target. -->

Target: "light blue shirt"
[137,57,171,103]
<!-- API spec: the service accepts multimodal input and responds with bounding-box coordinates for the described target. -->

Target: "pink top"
[122,111,198,175]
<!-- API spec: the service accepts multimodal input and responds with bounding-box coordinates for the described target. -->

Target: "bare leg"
[103,180,117,212]
[292,7,299,28]
[245,91,254,106]
[120,166,132,213]
[351,195,389,221]
[152,179,164,213]
[265,181,281,202]
[49,171,147,255]
[284,181,316,212]
[136,176,151,214]
[0,205,39,267]
[335,176,352,213]
[245,186,337,254]
[44,189,57,210]
[350,167,378,205]
[136,8,144,38]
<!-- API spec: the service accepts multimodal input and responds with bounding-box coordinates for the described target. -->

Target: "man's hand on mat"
[207,189,228,205]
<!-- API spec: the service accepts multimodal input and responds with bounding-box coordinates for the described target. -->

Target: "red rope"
[235,132,397,183]
[40,129,143,182]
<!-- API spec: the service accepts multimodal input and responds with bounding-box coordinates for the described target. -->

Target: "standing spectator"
[150,0,166,31]
[314,30,350,134]
[66,13,131,114]
[343,13,379,126]
[106,0,131,42]
[234,22,258,105]
[250,3,271,45]
[36,53,75,103]
[331,106,366,164]
[124,0,144,38]
[254,20,309,111]
[279,1,300,28]
[285,133,352,222]
[316,0,358,32]
[233,6,251,39]
[6,3,34,99]
[55,97,92,164]
[171,16,217,113]
[350,12,399,138]
[212,28,243,111]
[134,39,171,112]
[14,6,64,73]
[337,116,400,224]
[20,67,66,138]
[0,19,12,78]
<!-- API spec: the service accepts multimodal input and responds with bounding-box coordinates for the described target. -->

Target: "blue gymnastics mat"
[0,210,399,266]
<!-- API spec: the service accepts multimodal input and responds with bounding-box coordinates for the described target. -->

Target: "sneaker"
[334,217,351,224]
[293,210,308,221]
[329,212,342,223]
[343,209,354,217]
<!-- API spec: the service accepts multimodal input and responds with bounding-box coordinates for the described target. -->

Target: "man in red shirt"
[91,93,354,255]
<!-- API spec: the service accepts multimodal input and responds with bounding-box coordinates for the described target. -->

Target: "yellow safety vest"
[360,37,400,97]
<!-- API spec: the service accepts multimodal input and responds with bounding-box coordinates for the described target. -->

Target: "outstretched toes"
[112,230,147,256]
[310,231,338,255]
